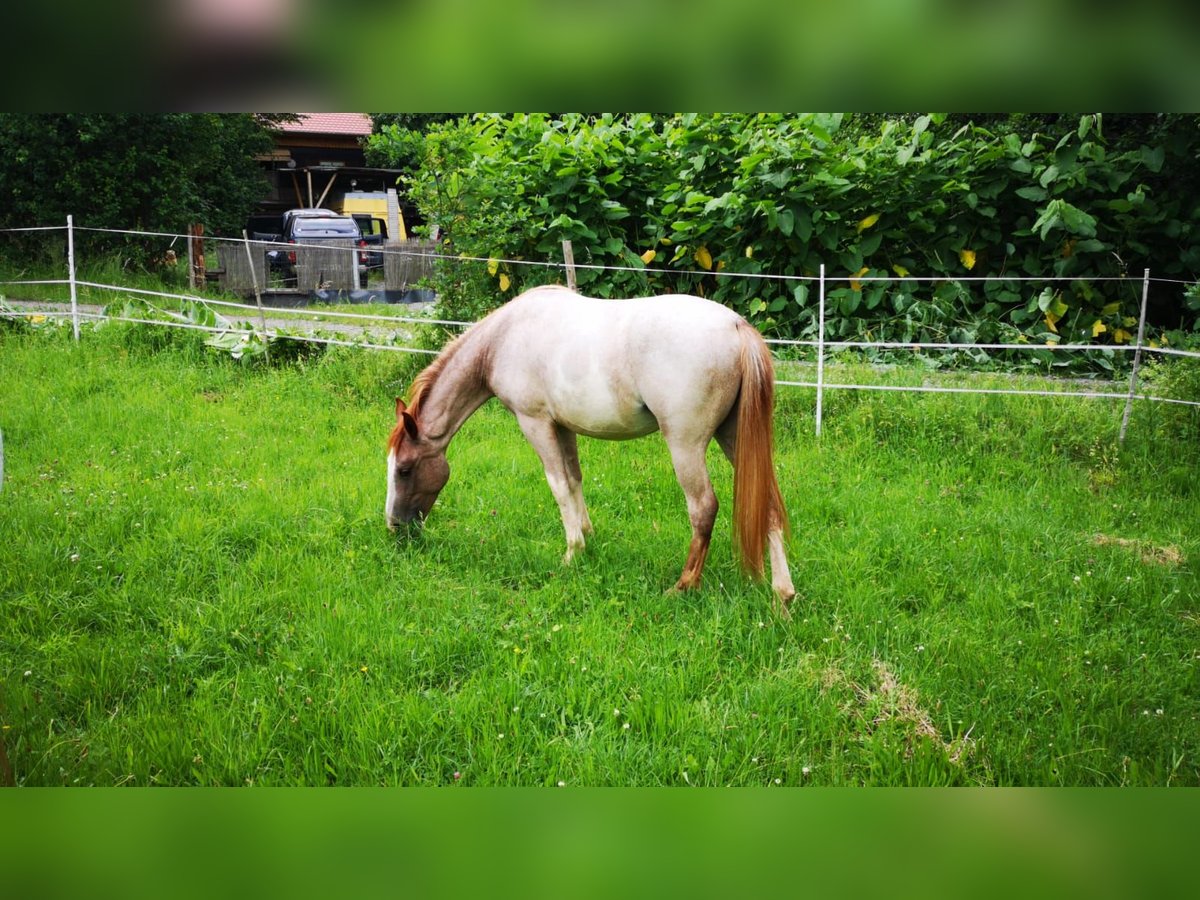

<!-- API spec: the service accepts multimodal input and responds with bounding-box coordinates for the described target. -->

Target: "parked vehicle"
[265,210,369,285]
[350,214,387,271]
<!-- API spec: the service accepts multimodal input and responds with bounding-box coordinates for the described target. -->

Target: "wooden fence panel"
[295,240,357,292]
[383,239,437,291]
[221,241,271,293]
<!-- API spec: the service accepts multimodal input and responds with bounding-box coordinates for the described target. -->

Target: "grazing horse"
[386,285,796,612]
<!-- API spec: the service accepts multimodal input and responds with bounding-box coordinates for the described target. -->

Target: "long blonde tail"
[732,325,789,578]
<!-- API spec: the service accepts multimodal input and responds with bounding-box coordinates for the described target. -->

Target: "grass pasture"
[1,324,1197,786]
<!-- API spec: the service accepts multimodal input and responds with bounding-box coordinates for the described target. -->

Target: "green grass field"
[1,323,1197,786]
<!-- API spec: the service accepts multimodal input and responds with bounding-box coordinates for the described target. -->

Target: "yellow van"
[336,192,407,241]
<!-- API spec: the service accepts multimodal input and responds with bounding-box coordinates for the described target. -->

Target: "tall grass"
[1,326,1196,785]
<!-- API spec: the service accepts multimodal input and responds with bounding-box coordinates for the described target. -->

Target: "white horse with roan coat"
[386,285,796,613]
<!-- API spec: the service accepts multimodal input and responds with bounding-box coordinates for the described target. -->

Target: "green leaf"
[859,230,883,257]
[777,207,795,237]
[1016,186,1047,202]
[1140,145,1165,173]
[794,209,813,243]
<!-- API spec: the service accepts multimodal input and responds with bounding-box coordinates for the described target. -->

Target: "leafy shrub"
[371,114,1200,372]
[1143,320,1200,444]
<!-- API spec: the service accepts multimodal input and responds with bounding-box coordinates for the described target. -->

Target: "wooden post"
[562,239,577,291]
[1118,268,1152,443]
[315,172,338,210]
[242,230,271,364]
[188,223,205,291]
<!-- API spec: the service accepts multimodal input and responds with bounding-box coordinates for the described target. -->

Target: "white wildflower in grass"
[802,766,811,776]
[622,722,631,730]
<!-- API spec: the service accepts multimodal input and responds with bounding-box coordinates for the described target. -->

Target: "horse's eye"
[396,467,413,479]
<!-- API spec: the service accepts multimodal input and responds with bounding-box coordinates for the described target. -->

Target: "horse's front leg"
[555,426,592,537]
[516,415,589,564]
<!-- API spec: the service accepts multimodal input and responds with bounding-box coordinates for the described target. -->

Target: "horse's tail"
[732,323,789,579]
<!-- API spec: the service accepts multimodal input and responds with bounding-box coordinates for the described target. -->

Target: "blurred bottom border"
[1,788,1195,898]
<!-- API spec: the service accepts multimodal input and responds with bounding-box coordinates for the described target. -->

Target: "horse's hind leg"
[663,436,718,593]
[516,415,590,563]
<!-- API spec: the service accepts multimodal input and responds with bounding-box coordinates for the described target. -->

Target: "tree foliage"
[379,113,1199,360]
[0,113,281,262]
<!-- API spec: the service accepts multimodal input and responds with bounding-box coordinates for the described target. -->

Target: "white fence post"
[67,214,80,342]
[815,264,827,437]
[1118,268,1152,443]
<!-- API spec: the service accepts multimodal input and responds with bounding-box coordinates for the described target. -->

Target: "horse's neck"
[416,329,494,448]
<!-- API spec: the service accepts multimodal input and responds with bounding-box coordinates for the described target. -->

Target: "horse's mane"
[386,329,473,455]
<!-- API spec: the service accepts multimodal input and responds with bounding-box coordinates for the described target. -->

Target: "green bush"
[370,114,1200,372]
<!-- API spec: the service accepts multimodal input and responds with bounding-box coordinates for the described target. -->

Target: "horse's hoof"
[773,588,795,619]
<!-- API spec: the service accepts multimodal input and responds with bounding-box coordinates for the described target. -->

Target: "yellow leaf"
[1092,319,1107,337]
[1101,302,1121,315]
[959,248,976,270]
[660,237,673,245]
[1044,311,1060,333]
[1114,328,1132,343]
[499,273,511,291]
[640,249,657,265]
[716,260,726,272]
[892,264,910,278]
[486,258,498,275]
[857,213,880,232]
[849,266,869,292]
[694,246,713,270]
[745,245,754,259]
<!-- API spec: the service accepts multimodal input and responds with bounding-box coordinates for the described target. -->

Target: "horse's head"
[385,398,450,531]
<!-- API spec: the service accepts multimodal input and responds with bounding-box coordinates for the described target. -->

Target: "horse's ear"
[401,411,419,440]
[395,397,408,421]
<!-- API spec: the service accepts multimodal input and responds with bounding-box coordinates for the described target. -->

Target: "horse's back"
[489,288,747,438]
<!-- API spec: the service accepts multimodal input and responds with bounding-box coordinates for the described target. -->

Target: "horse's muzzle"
[387,512,424,534]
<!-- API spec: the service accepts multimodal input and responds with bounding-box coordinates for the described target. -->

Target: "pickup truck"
[263,210,371,286]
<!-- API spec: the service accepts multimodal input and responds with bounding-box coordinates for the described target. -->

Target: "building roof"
[277,114,373,136]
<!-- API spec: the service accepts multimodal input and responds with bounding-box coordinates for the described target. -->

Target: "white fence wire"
[2,218,1199,441]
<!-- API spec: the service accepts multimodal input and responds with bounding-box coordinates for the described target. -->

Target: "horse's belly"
[562,408,659,440]
[551,384,659,439]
